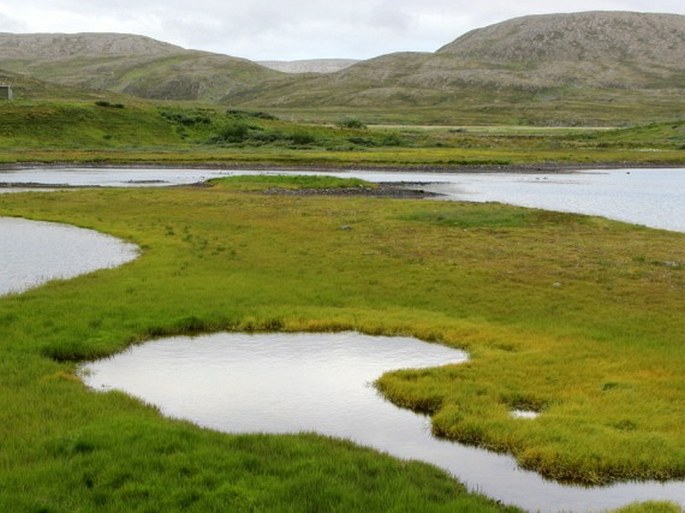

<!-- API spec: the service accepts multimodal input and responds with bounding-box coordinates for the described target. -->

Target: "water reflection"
[81,332,685,513]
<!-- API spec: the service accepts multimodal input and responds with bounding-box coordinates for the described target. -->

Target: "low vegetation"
[210,174,375,191]
[0,100,683,168]
[0,176,683,511]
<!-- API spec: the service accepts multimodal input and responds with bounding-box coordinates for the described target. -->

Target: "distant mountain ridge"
[227,11,685,122]
[0,32,280,102]
[258,59,359,74]
[1,11,683,124]
[0,32,184,59]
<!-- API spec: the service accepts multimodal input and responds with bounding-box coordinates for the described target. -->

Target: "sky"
[0,1,683,61]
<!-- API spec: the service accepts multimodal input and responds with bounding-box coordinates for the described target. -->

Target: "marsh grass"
[0,178,683,510]
[210,174,375,191]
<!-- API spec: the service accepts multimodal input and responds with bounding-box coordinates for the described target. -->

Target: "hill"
[436,11,685,88]
[227,12,685,125]
[1,12,684,125]
[0,68,120,101]
[0,32,281,102]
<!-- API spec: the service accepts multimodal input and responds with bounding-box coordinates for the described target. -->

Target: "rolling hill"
[436,11,685,88]
[1,12,684,125]
[0,32,281,102]
[226,12,685,124]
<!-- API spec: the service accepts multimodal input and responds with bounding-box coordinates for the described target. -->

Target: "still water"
[81,332,685,513]
[271,167,685,233]
[0,167,234,188]
[0,217,138,296]
[2,167,684,232]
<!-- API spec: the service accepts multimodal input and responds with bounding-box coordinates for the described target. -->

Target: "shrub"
[288,131,317,146]
[160,110,211,126]
[338,117,367,130]
[94,100,125,109]
[211,120,250,143]
[226,109,278,120]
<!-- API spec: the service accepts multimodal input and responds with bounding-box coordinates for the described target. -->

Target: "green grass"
[613,502,683,513]
[210,174,376,191]
[0,178,683,512]
[0,100,683,167]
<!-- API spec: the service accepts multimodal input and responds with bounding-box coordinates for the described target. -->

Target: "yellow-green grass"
[1,146,684,169]
[0,177,683,510]
[613,502,684,513]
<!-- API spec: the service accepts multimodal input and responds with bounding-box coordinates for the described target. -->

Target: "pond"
[0,217,138,296]
[80,332,685,513]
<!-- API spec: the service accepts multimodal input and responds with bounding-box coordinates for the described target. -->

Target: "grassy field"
[0,176,683,512]
[0,100,683,168]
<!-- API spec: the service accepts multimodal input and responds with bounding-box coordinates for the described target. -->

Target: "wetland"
[0,170,683,513]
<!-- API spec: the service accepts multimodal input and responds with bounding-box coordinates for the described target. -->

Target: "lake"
[2,166,684,232]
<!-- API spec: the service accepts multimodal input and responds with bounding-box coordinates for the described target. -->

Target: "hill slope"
[226,11,685,124]
[436,11,685,88]
[0,68,119,101]
[438,11,684,65]
[0,33,281,102]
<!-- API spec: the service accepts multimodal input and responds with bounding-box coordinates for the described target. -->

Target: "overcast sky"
[0,1,683,61]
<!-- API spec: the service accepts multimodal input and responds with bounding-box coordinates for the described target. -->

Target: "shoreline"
[1,160,683,174]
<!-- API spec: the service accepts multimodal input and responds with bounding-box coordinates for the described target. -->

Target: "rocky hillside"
[0,32,184,59]
[438,12,684,65]
[0,33,281,102]
[435,11,685,89]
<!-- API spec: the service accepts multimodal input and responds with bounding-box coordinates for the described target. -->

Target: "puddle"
[510,409,540,419]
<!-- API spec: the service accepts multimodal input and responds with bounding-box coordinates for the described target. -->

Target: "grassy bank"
[0,100,683,168]
[0,176,683,511]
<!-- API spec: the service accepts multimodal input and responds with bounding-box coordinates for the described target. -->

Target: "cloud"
[0,12,26,32]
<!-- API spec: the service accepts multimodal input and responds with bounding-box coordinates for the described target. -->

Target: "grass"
[0,176,683,512]
[0,100,683,167]
[210,174,376,191]
[613,502,684,513]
